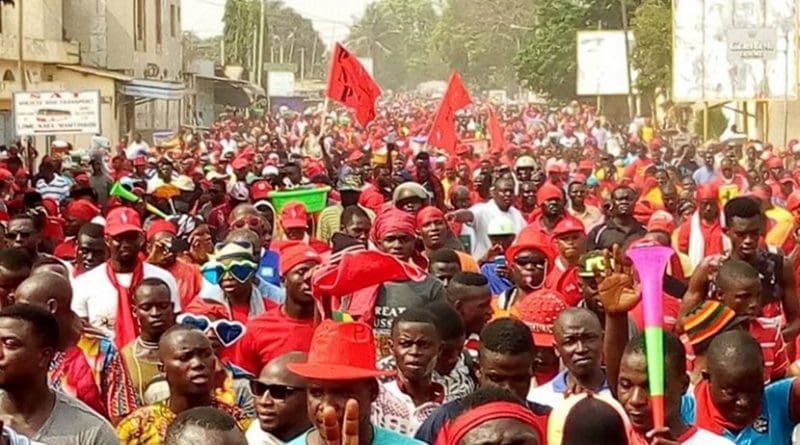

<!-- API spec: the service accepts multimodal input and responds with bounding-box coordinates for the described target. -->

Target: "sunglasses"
[249,380,303,400]
[176,313,246,347]
[514,256,547,269]
[201,260,257,284]
[5,231,33,240]
[231,216,264,231]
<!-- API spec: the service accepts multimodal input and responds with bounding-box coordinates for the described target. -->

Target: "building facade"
[61,0,185,144]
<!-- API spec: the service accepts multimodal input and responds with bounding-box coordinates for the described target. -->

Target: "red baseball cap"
[279,243,321,276]
[250,180,272,201]
[280,201,308,230]
[287,320,396,380]
[536,183,563,203]
[553,215,585,237]
[647,210,675,234]
[516,291,568,347]
[105,207,143,236]
[231,157,248,170]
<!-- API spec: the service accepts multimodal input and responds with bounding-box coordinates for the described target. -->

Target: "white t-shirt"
[469,199,526,259]
[245,423,285,445]
[682,427,735,445]
[71,262,180,338]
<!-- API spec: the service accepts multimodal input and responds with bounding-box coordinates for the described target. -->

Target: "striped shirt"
[315,204,375,243]
[36,174,73,202]
[750,317,789,382]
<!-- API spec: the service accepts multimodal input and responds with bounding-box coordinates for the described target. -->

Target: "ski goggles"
[176,313,247,347]
[201,260,257,285]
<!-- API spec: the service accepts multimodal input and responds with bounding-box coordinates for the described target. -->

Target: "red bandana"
[106,261,144,349]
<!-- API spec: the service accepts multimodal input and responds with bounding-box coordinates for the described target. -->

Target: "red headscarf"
[435,401,545,445]
[370,205,416,244]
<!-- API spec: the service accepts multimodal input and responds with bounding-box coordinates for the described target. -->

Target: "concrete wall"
[46,66,119,148]
[62,0,109,67]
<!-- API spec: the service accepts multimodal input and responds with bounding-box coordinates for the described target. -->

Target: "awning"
[197,75,265,108]
[119,79,186,100]
[55,64,134,82]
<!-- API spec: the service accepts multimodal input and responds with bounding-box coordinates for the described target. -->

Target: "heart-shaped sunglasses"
[176,313,247,347]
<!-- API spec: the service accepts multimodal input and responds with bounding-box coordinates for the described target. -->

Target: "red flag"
[428,71,472,154]
[487,106,506,153]
[326,43,382,128]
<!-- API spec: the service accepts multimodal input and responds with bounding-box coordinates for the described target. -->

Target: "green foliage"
[346,0,446,91]
[694,106,728,139]
[514,0,642,103]
[223,0,325,78]
[429,0,537,90]
[630,0,671,98]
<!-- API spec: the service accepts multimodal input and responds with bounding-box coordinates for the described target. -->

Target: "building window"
[135,0,146,51]
[3,70,14,82]
[155,0,162,46]
[170,4,176,38]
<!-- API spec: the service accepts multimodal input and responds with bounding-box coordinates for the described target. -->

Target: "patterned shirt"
[371,380,444,437]
[116,398,251,445]
[49,331,139,424]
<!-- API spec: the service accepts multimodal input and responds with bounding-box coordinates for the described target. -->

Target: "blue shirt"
[480,263,513,295]
[288,427,423,445]
[693,166,718,185]
[681,378,796,445]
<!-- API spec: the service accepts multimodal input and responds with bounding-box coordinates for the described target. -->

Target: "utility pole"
[17,0,25,91]
[300,47,305,81]
[257,0,266,86]
[620,0,633,120]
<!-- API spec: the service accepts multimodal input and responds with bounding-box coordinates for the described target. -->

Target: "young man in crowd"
[73,222,107,276]
[427,248,462,287]
[544,216,587,306]
[286,320,423,445]
[13,271,139,424]
[233,243,320,375]
[722,196,799,340]
[246,352,311,445]
[587,185,646,251]
[339,205,372,246]
[145,219,202,309]
[444,272,493,358]
[528,308,610,407]
[676,184,726,270]
[119,277,177,404]
[414,318,551,444]
[424,301,476,402]
[0,304,118,444]
[116,325,251,444]
[372,308,443,436]
[71,207,180,346]
[0,247,33,307]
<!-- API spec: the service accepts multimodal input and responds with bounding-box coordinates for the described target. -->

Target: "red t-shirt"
[544,259,582,307]
[676,216,725,256]
[162,259,203,308]
[229,306,315,374]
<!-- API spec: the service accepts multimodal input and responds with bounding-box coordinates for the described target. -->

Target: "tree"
[346,0,445,91]
[223,0,325,79]
[514,0,642,103]
[430,0,537,90]
[630,0,671,101]
[183,32,222,65]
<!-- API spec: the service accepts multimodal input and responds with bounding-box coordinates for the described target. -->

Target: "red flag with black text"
[487,105,506,153]
[326,43,382,127]
[428,71,472,154]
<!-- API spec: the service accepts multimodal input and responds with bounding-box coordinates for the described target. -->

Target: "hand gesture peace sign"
[321,399,359,445]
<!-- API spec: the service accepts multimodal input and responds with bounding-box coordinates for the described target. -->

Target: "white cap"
[487,216,515,236]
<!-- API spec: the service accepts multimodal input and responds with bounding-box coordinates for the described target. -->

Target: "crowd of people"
[0,96,798,445]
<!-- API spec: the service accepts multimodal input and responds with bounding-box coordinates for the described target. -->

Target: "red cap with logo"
[553,215,585,237]
[250,180,272,201]
[280,201,308,230]
[105,207,143,236]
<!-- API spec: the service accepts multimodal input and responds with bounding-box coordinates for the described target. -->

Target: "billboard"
[673,0,798,101]
[13,90,100,136]
[267,71,295,97]
[577,31,636,96]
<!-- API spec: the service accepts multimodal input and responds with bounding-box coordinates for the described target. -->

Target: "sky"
[182,0,373,47]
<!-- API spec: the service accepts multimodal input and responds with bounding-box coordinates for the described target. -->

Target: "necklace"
[132,338,160,400]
